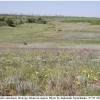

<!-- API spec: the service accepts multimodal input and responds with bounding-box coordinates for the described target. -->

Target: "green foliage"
[57,29,62,33]
[5,19,13,26]
[0,21,8,26]
[26,17,46,24]
[9,24,16,27]
[37,17,47,24]
[23,42,27,45]
[0,17,5,22]
[27,18,36,23]
[20,19,23,24]
[1,49,100,96]
[61,17,100,25]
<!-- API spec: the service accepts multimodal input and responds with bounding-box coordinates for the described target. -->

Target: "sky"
[0,1,100,17]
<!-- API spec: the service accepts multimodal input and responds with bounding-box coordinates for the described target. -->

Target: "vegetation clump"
[61,17,100,25]
[5,19,15,27]
[23,42,27,45]
[27,17,47,24]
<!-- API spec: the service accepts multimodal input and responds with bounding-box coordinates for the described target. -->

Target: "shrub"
[23,42,27,45]
[57,29,62,33]
[0,17,5,22]
[27,18,36,23]
[0,21,8,26]
[37,18,47,24]
[20,20,23,24]
[6,19,13,26]
[9,24,16,27]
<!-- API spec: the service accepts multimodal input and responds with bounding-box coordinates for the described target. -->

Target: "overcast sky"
[0,1,100,17]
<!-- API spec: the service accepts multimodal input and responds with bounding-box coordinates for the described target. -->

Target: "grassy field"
[0,14,100,96]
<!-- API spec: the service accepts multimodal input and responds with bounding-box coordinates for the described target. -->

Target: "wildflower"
[36,71,38,75]
[45,75,48,77]
[76,81,81,85]
[88,74,90,79]
[42,69,45,71]
[94,77,98,81]
[82,69,87,75]
[70,58,72,61]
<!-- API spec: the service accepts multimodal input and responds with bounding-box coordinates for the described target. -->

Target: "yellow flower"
[45,75,48,77]
[32,74,34,76]
[94,77,98,81]
[88,74,90,79]
[36,72,38,75]
[83,70,86,73]
[76,81,81,85]
[42,69,45,71]
[82,69,87,75]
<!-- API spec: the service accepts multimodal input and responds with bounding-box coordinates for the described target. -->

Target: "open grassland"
[1,15,100,96]
[1,48,100,96]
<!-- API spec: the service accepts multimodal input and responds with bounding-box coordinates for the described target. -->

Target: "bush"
[41,20,47,24]
[5,19,16,27]
[27,18,36,23]
[0,17,5,22]
[9,24,16,27]
[0,21,8,26]
[6,19,13,26]
[23,42,27,45]
[37,17,42,22]
[37,18,47,24]
[20,20,23,24]
[57,29,62,33]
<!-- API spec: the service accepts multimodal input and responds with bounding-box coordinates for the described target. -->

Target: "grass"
[1,22,100,45]
[0,48,100,96]
[0,23,52,44]
[1,14,100,96]
[61,17,100,25]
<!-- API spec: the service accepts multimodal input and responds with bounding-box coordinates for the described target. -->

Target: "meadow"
[0,14,100,96]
